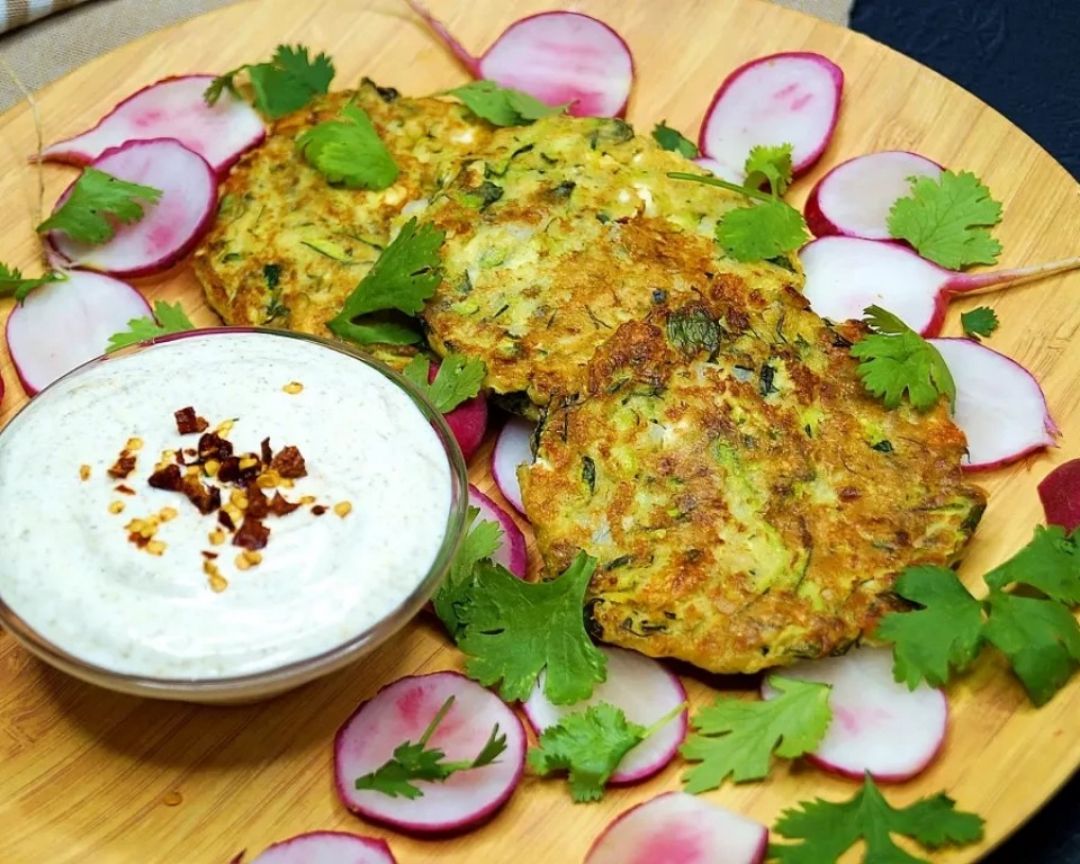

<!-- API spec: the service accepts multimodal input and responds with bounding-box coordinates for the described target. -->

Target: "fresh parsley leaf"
[850,304,956,411]
[680,676,831,792]
[106,301,196,352]
[984,524,1080,604]
[716,198,808,262]
[455,551,607,705]
[432,505,503,638]
[887,170,1003,269]
[770,774,984,864]
[37,168,162,245]
[651,121,699,158]
[447,80,566,126]
[403,353,487,413]
[960,306,999,340]
[875,566,985,689]
[206,44,334,119]
[983,589,1080,706]
[353,695,507,799]
[744,143,794,196]
[296,103,398,189]
[327,218,444,346]
[0,265,64,302]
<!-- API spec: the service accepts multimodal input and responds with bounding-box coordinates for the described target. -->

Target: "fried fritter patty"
[192,81,491,367]
[520,286,986,674]
[415,115,800,413]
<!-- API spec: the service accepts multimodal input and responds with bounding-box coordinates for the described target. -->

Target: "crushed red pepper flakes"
[271,445,307,479]
[197,432,234,463]
[233,516,270,550]
[269,492,300,516]
[201,551,219,560]
[178,475,222,515]
[115,484,136,495]
[311,505,327,516]
[108,453,137,479]
[217,509,236,532]
[260,437,273,465]
[246,483,270,519]
[174,407,210,435]
[148,464,182,491]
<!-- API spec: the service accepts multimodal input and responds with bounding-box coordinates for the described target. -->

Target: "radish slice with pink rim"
[1039,460,1080,531]
[429,361,487,461]
[405,2,634,118]
[334,672,525,835]
[698,52,843,183]
[762,647,947,782]
[6,270,150,396]
[929,338,1058,471]
[492,416,534,515]
[805,151,943,240]
[41,75,264,176]
[586,792,767,864]
[469,484,527,578]
[46,138,218,279]
[802,236,1080,336]
[524,646,687,784]
[246,831,396,863]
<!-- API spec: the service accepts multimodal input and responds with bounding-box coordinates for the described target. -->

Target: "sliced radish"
[802,236,1080,336]
[1039,461,1080,532]
[762,647,947,782]
[6,271,150,396]
[805,151,943,240]
[585,792,767,864]
[930,337,1057,471]
[429,361,487,461]
[248,831,396,864]
[334,672,525,835]
[698,52,843,183]
[491,417,535,515]
[41,75,264,176]
[524,646,687,784]
[406,2,633,118]
[468,484,526,578]
[45,139,218,278]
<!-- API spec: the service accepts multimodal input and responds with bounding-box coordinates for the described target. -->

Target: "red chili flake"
[269,492,301,517]
[148,464,182,491]
[201,551,219,560]
[128,532,150,548]
[246,482,270,519]
[311,505,327,516]
[237,455,262,484]
[178,475,221,515]
[197,432,234,463]
[217,457,241,484]
[271,445,307,479]
[218,509,236,531]
[174,407,209,435]
[108,453,137,479]
[184,448,197,458]
[175,450,187,466]
[260,437,273,465]
[233,517,270,550]
[115,484,136,496]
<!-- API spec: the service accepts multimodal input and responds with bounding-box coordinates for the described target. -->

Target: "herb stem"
[667,172,773,203]
[418,695,456,748]
[641,701,688,740]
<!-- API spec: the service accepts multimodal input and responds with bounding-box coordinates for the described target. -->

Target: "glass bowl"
[0,328,468,703]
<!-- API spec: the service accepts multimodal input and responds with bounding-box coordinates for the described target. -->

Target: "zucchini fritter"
[520,287,986,674]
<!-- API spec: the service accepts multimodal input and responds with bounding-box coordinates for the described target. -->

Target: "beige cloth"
[0,0,853,112]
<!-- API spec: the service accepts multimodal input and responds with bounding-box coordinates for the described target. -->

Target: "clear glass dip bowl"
[0,328,468,703]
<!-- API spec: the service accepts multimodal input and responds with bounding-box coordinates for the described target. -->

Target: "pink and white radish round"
[1039,460,1080,532]
[6,270,150,396]
[468,484,527,578]
[762,647,946,782]
[585,792,767,864]
[246,831,396,864]
[698,52,843,183]
[930,337,1057,470]
[429,361,487,461]
[41,75,264,176]
[334,672,525,835]
[524,646,687,784]
[406,2,633,117]
[492,416,535,515]
[46,138,218,278]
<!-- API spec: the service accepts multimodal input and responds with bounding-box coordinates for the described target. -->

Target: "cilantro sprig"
[296,103,398,190]
[403,353,487,413]
[744,143,794,196]
[353,695,506,799]
[206,44,334,119]
[106,301,196,352]
[37,168,162,246]
[0,264,64,302]
[433,505,504,639]
[651,121,699,159]
[769,775,984,864]
[960,306,999,340]
[680,676,831,792]
[447,80,567,127]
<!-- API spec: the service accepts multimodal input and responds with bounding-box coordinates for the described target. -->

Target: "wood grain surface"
[1,1,1078,862]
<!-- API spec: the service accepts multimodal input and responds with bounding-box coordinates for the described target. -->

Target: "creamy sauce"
[0,332,453,679]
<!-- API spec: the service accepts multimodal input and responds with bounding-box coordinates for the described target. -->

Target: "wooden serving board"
[1,1,1079,861]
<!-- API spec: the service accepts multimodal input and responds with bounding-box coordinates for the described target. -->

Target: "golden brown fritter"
[520,285,986,674]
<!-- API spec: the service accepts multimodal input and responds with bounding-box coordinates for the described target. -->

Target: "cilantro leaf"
[875,566,985,689]
[960,306,999,340]
[887,170,1003,269]
[744,143,794,196]
[432,505,503,638]
[455,551,606,705]
[403,353,487,413]
[106,301,196,352]
[850,305,956,411]
[715,198,808,262]
[770,775,984,864]
[0,264,64,302]
[354,695,507,799]
[651,121,699,158]
[327,218,444,346]
[984,524,1080,604]
[680,676,831,792]
[37,168,162,245]
[296,103,398,190]
[983,589,1080,706]
[447,80,567,126]
[206,44,334,119]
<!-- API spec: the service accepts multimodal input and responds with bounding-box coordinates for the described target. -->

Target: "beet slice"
[1039,460,1080,531]
[246,831,396,863]
[468,484,526,578]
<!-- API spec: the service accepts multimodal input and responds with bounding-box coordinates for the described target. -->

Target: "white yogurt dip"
[0,331,453,679]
